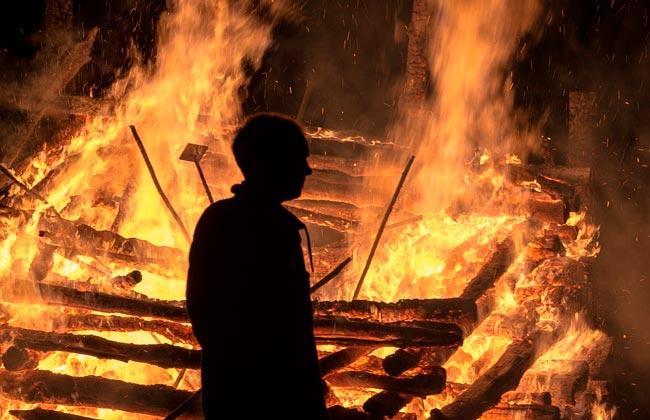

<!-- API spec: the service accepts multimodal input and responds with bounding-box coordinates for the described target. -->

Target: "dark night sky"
[1,0,650,418]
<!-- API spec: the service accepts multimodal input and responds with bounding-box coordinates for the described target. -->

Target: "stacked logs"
[0,123,608,420]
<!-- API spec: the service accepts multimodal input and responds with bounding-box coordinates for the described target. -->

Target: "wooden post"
[567,91,598,167]
[404,0,430,104]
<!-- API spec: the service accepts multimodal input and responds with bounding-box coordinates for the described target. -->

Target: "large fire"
[0,1,617,420]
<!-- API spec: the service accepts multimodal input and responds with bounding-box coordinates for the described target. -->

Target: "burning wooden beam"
[428,339,537,420]
[2,346,39,371]
[314,317,463,348]
[0,370,200,418]
[52,312,197,346]
[362,391,415,418]
[10,408,102,420]
[460,238,516,301]
[0,325,201,369]
[325,367,446,397]
[319,347,374,376]
[37,213,187,278]
[313,298,477,326]
[34,282,188,321]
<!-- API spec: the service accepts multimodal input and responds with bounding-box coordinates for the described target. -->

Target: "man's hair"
[232,112,308,179]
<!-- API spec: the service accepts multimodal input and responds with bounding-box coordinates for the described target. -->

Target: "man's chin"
[282,188,304,202]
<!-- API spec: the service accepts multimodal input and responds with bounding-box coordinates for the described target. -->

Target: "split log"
[314,317,463,348]
[319,347,373,377]
[313,298,477,327]
[460,238,516,301]
[429,339,537,420]
[0,325,201,369]
[325,368,446,397]
[35,282,189,321]
[0,370,200,418]
[10,408,101,420]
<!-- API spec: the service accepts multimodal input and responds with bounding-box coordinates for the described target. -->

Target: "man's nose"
[305,162,313,176]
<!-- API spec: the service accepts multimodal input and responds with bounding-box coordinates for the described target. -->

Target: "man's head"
[232,112,312,202]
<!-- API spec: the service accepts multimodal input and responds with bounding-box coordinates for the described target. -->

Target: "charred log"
[2,346,40,371]
[0,325,201,369]
[319,347,373,377]
[313,298,477,326]
[325,368,446,397]
[52,312,197,346]
[0,370,199,418]
[314,317,463,348]
[36,282,188,321]
[362,391,414,418]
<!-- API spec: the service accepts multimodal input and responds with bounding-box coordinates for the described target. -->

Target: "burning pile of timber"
[0,124,612,420]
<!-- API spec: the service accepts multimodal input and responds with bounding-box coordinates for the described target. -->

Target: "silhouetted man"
[186,112,330,419]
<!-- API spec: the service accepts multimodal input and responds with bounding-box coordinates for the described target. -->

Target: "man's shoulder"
[200,197,241,220]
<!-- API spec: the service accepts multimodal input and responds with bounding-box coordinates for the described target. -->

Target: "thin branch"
[129,125,191,243]
[353,155,415,300]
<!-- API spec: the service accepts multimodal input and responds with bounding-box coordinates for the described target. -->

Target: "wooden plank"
[35,282,189,321]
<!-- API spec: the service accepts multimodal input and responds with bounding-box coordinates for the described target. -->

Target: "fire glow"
[0,1,617,420]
